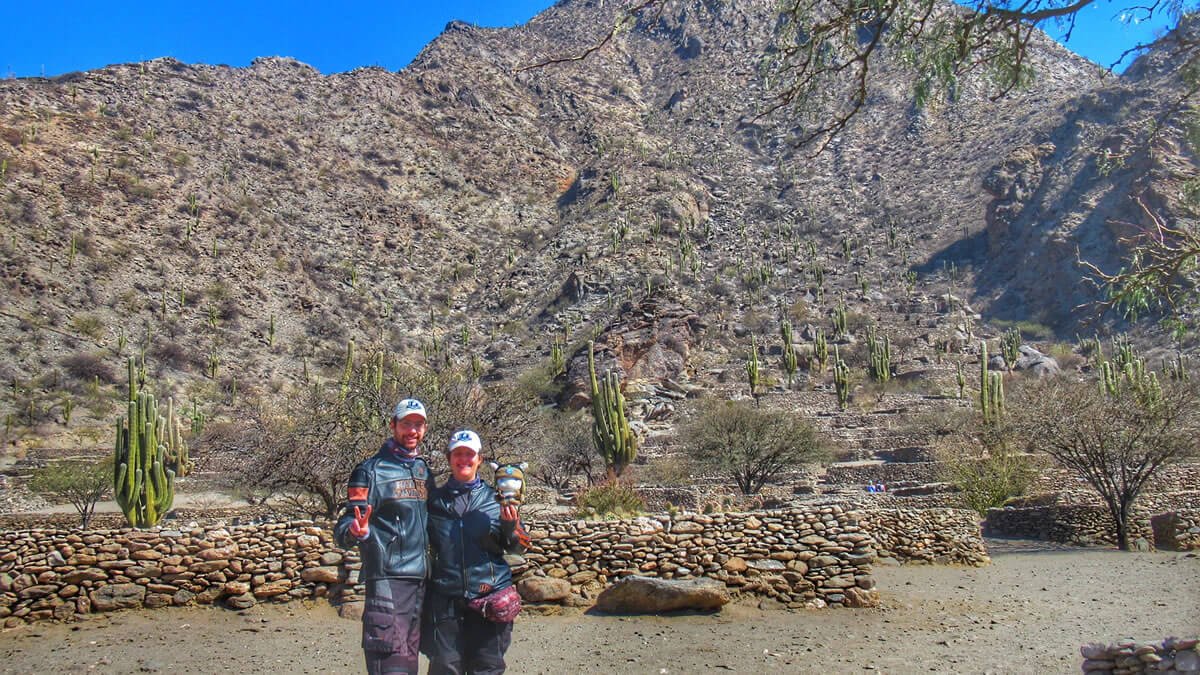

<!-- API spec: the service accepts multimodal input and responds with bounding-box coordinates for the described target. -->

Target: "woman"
[425,429,529,675]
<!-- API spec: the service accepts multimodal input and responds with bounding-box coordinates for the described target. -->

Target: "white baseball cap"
[447,429,482,455]
[393,398,427,421]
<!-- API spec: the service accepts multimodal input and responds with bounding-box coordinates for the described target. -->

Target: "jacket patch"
[479,583,493,594]
[388,478,428,501]
[348,487,368,501]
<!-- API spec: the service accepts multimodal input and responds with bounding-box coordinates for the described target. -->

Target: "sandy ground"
[0,543,1196,675]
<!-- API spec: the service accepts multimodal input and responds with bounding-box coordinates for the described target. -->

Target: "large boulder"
[594,576,730,614]
[517,577,571,602]
[1012,345,1060,376]
[89,583,146,612]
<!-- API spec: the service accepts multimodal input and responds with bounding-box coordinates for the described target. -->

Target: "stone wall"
[985,492,1200,548]
[0,521,353,628]
[516,506,879,610]
[1033,463,1200,495]
[1150,510,1200,552]
[0,504,992,625]
[984,504,1153,546]
[824,462,943,486]
[858,508,990,565]
[1080,637,1199,673]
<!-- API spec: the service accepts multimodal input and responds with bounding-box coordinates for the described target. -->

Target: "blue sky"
[2,0,1180,79]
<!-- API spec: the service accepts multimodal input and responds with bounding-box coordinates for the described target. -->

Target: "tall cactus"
[780,320,798,389]
[813,328,828,374]
[113,359,176,527]
[979,342,1005,424]
[587,342,637,478]
[745,335,761,400]
[833,345,851,411]
[832,302,849,340]
[113,358,191,527]
[866,325,892,383]
[162,397,194,478]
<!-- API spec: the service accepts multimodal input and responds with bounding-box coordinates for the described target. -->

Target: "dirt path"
[0,546,1196,674]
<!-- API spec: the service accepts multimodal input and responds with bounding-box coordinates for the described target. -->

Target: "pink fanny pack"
[467,585,522,623]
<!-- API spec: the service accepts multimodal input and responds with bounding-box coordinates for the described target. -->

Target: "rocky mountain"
[0,0,1193,446]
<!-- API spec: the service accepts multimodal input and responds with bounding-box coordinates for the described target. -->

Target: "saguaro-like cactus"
[833,345,851,411]
[745,335,761,400]
[866,326,892,383]
[113,363,176,528]
[780,320,798,389]
[813,328,828,374]
[1000,327,1021,366]
[832,303,849,340]
[113,358,191,527]
[163,397,193,478]
[588,342,637,478]
[979,342,1004,424]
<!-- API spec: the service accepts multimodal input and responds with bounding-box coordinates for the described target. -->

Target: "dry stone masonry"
[0,505,991,625]
[0,521,349,627]
[517,505,882,610]
[859,508,990,566]
[1080,637,1200,674]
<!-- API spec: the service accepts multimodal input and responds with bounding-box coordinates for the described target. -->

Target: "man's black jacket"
[334,441,435,581]
[427,480,528,600]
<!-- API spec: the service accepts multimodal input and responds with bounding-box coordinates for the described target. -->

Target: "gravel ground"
[0,544,1196,674]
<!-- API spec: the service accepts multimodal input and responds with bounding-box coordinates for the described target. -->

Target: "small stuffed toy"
[489,462,528,506]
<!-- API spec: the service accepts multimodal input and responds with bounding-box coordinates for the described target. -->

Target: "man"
[426,429,530,675]
[335,398,436,675]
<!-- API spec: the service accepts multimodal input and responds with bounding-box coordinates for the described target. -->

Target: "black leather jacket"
[334,441,435,581]
[427,480,527,600]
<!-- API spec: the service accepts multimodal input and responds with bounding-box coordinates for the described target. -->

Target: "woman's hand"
[499,503,519,522]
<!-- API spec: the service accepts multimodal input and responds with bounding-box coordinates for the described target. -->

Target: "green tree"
[681,399,829,495]
[937,423,1035,516]
[30,459,113,528]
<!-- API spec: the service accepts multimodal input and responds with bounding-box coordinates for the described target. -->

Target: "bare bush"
[680,399,830,495]
[1012,374,1199,550]
[524,409,601,492]
[230,351,541,517]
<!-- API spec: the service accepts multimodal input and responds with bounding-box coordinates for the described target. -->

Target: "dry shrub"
[61,352,117,384]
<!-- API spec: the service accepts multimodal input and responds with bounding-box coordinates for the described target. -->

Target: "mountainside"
[0,0,1194,444]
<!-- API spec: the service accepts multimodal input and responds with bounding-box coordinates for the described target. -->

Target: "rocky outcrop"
[564,293,706,408]
[983,142,1057,254]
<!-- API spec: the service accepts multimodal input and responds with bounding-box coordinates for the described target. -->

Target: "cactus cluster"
[1165,353,1190,382]
[866,325,892,383]
[833,345,851,411]
[1000,327,1021,366]
[587,342,637,477]
[979,342,1005,424]
[1101,355,1162,405]
[113,358,188,528]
